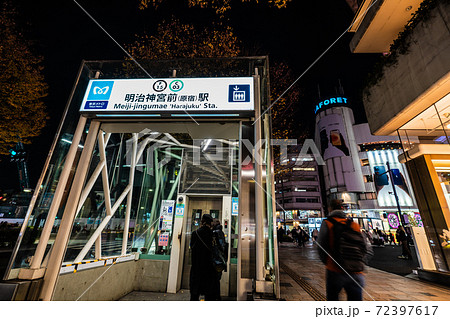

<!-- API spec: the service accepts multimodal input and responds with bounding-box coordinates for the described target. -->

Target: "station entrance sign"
[80,77,254,115]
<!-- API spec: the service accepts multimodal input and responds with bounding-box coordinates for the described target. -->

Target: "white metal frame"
[73,131,139,262]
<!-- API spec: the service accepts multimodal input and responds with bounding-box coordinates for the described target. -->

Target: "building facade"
[349,0,450,276]
[275,151,324,235]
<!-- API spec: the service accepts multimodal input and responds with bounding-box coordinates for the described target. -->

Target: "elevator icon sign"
[229,84,250,103]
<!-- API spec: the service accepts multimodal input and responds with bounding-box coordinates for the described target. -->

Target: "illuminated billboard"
[317,113,350,160]
[367,149,414,207]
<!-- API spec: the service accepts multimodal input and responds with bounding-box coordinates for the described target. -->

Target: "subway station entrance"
[2,58,279,301]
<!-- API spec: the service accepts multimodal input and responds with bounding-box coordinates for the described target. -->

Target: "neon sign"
[315,97,348,113]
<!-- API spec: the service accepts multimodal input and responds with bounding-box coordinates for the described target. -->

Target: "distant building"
[275,149,324,235]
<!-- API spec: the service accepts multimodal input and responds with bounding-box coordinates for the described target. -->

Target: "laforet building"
[314,95,420,238]
[349,0,450,281]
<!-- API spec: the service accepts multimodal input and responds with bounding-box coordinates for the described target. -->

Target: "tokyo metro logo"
[87,81,114,101]
[84,80,114,110]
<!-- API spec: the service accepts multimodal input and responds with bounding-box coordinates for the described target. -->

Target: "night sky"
[0,0,379,190]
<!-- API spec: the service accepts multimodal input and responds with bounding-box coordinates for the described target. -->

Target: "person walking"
[388,232,395,245]
[190,214,216,301]
[299,227,309,247]
[317,199,372,301]
[396,225,412,260]
[291,226,299,246]
[312,228,319,242]
[277,225,285,244]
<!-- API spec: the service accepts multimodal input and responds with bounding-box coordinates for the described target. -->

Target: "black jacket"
[190,225,216,295]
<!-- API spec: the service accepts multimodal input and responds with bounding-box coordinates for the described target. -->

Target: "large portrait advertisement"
[317,113,350,160]
[367,149,414,207]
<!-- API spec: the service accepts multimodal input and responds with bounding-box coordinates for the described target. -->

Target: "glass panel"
[398,93,450,151]
[178,143,234,195]
[230,143,239,260]
[60,123,240,263]
[64,132,184,261]
[5,63,93,278]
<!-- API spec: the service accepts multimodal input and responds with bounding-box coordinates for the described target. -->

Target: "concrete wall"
[134,259,169,292]
[363,2,450,134]
[53,259,169,301]
[353,123,400,144]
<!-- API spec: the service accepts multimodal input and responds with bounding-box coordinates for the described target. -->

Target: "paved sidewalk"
[278,241,450,301]
[120,290,190,301]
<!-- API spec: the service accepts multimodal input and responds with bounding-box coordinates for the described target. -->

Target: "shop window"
[366,192,377,200]
[295,187,318,192]
[360,158,370,166]
[293,167,315,171]
[295,198,319,203]
[290,176,317,182]
[359,192,377,200]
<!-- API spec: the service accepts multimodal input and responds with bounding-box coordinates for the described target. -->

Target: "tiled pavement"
[278,241,450,301]
[120,290,190,301]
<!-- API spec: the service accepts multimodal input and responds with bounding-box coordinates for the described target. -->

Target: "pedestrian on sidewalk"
[388,232,395,245]
[396,225,412,260]
[190,214,216,301]
[312,228,319,242]
[291,226,299,246]
[299,227,309,246]
[317,199,372,301]
[277,226,285,244]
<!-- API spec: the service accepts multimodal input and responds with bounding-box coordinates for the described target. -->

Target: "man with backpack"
[317,199,372,301]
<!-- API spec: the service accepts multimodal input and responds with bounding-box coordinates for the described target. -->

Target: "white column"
[122,133,138,255]
[253,74,265,282]
[39,120,100,301]
[95,236,101,260]
[167,195,186,293]
[29,116,87,270]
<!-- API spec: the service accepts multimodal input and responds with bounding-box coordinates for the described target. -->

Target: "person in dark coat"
[291,226,299,245]
[190,214,216,301]
[212,219,227,300]
[277,226,285,244]
[396,225,412,260]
